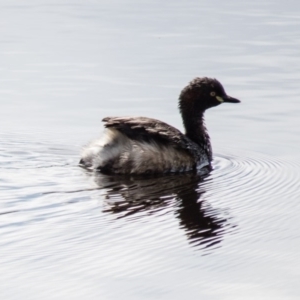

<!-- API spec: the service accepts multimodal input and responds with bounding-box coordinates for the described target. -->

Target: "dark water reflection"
[94,172,235,251]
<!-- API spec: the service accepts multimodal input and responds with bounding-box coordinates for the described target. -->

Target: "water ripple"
[1,134,300,262]
[211,151,300,202]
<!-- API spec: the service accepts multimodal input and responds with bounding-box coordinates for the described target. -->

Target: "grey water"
[1,0,300,299]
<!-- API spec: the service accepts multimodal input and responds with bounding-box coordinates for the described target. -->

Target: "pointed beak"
[223,95,241,103]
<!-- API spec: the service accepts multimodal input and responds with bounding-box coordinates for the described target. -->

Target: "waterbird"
[80,77,240,174]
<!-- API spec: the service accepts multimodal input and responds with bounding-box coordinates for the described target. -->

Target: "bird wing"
[102,116,191,150]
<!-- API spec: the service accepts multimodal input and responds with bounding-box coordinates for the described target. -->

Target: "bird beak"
[222,95,241,103]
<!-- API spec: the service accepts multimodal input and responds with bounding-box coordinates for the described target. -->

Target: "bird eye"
[210,91,216,97]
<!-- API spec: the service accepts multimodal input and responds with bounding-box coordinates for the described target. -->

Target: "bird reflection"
[92,171,235,251]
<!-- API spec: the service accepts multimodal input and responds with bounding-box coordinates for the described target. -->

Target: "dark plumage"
[80,77,240,174]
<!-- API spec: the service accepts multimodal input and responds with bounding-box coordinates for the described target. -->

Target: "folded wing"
[102,116,191,150]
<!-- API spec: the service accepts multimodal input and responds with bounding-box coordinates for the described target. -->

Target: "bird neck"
[183,112,205,142]
[182,111,212,159]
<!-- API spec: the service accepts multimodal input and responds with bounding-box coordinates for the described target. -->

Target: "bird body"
[80,117,209,174]
[80,77,240,174]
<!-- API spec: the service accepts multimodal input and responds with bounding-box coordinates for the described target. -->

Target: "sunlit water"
[1,1,300,299]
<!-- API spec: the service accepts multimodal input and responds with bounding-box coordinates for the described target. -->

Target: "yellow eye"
[210,91,216,97]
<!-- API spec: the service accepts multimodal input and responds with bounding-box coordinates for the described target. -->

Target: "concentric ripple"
[209,150,300,205]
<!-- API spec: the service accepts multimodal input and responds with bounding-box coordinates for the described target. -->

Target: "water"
[1,0,300,299]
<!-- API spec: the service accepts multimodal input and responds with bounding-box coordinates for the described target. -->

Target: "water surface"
[1,1,300,299]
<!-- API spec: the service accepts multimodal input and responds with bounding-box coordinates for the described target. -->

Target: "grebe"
[80,77,240,174]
